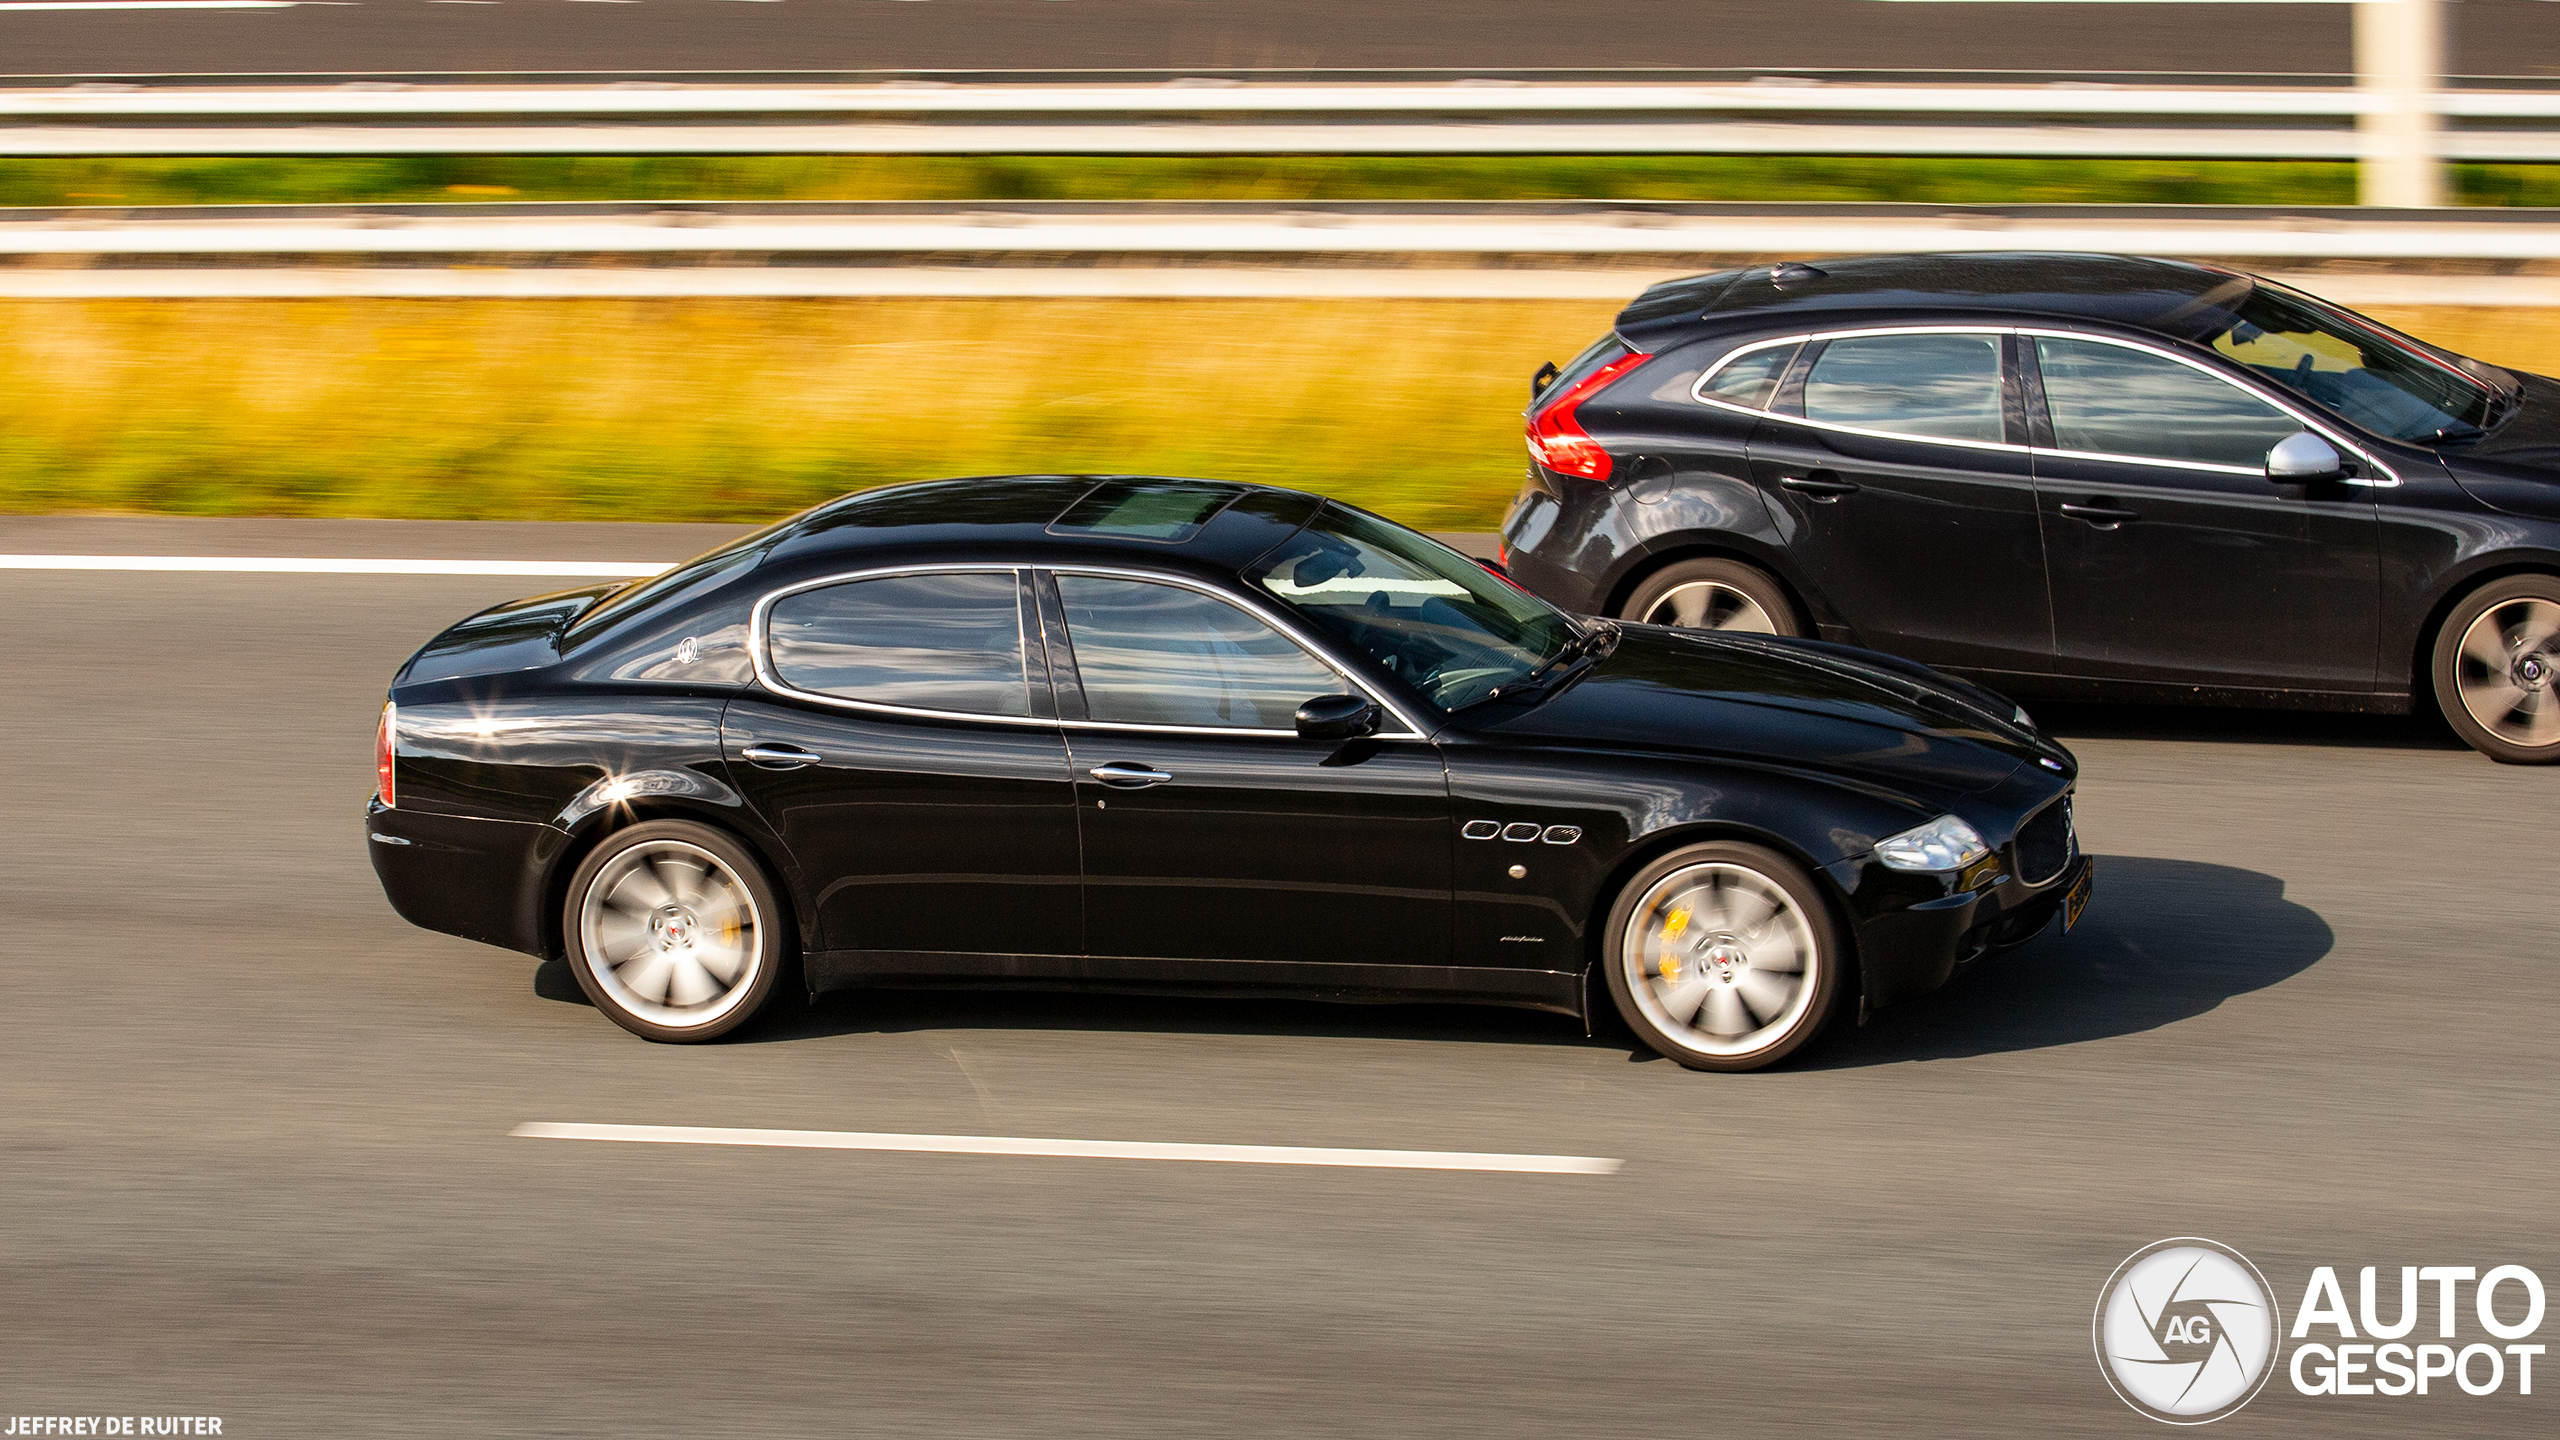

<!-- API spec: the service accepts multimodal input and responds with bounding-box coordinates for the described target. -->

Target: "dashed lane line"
[511,1121,1626,1174]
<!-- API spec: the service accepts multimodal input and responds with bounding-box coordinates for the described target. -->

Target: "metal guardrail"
[4,201,2557,260]
[0,81,2553,159]
[2,201,2556,299]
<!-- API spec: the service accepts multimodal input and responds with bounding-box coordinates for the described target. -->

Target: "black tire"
[563,820,791,1042]
[1619,558,1804,637]
[2431,574,2560,764]
[1601,841,1843,1072]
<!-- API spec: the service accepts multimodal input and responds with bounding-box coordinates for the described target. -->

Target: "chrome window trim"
[1687,321,2402,485]
[749,561,1427,739]
[1691,325,2025,453]
[2016,326,2402,486]
[1046,563,1427,739]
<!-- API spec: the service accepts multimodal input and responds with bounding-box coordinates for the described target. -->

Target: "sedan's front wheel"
[2433,575,2560,763]
[1602,842,1842,1072]
[565,820,788,1042]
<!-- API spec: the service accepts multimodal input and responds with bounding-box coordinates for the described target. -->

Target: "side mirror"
[1295,693,1380,742]
[2267,431,2344,481]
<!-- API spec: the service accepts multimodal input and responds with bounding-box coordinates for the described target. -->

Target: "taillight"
[376,701,397,808]
[1525,350,1653,481]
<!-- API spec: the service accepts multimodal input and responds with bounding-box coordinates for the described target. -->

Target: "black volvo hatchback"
[1501,253,2560,761]
[369,477,2087,1071]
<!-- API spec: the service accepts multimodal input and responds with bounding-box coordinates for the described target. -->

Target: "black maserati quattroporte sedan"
[369,477,2088,1071]
[1501,252,2560,762]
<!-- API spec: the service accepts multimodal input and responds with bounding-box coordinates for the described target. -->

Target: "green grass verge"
[6,154,2558,208]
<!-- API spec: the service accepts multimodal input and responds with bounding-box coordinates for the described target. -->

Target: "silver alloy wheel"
[1642,580,1780,634]
[576,839,764,1031]
[1621,861,1820,1058]
[2454,597,2560,750]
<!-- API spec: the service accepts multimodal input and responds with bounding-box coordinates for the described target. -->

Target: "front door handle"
[2059,501,2141,530]
[1778,471,1859,501]
[1087,762,1174,789]
[740,743,823,770]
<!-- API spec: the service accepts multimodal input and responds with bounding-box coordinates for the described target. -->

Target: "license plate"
[2062,859,2094,934]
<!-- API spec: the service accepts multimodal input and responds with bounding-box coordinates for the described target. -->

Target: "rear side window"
[765,570,1030,716]
[1802,333,2005,444]
[1055,576,1339,730]
[2035,337,2302,469]
[1696,343,1799,410]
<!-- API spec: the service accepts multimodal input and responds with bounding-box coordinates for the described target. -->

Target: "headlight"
[1876,814,1990,872]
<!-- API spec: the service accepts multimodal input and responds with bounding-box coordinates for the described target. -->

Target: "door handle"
[2059,501,2140,530]
[1778,471,1859,501]
[1087,762,1174,789]
[739,743,823,770]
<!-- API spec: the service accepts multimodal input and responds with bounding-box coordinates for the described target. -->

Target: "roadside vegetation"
[3,155,2557,208]
[6,297,2555,530]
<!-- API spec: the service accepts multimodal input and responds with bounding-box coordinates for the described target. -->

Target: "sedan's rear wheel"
[566,820,786,1042]
[1601,842,1842,1072]
[1620,558,1803,637]
[2433,575,2560,763]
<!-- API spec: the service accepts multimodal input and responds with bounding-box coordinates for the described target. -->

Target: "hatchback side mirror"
[2267,431,2344,481]
[1295,693,1380,742]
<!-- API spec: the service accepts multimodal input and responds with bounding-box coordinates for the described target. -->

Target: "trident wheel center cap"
[653,906,699,949]
[1702,941,1748,981]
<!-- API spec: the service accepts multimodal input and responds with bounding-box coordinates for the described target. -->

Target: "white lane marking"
[512,1121,1624,1175]
[0,554,668,576]
[0,1,302,8]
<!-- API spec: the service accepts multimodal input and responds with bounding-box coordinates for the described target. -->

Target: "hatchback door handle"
[1087,762,1173,789]
[740,743,823,770]
[1779,472,1859,500]
[2059,501,2140,530]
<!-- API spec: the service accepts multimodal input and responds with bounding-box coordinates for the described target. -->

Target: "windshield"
[2205,282,2506,443]
[1246,502,1581,710]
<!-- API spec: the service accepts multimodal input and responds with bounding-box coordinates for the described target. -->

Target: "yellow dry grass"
[0,298,2552,531]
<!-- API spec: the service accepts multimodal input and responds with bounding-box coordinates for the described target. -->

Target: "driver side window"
[1054,575,1341,730]
[2034,336,2304,469]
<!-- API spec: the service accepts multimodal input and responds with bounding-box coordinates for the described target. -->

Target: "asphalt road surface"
[4,515,2554,1437]
[6,0,2560,84]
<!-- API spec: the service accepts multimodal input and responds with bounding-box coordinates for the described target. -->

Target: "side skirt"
[806,950,1587,1020]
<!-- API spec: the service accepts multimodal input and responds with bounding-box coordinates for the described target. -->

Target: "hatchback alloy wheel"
[2433,576,2560,764]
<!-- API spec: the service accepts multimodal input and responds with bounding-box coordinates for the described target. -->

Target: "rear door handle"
[740,743,822,770]
[1087,762,1173,789]
[1778,472,1859,501]
[2059,501,2140,530]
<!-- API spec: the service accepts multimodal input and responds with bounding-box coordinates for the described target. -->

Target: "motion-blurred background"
[2,0,2553,530]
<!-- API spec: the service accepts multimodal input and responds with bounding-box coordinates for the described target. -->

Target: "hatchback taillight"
[1525,350,1653,481]
[376,701,396,808]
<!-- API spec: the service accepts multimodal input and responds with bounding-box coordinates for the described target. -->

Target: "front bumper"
[1830,848,2090,1009]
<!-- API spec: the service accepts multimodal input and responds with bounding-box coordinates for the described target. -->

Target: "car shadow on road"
[1801,853,2332,1069]
[534,855,2329,1066]
[2034,701,2465,752]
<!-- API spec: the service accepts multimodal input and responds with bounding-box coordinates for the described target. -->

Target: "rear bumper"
[1832,851,2089,1010]
[366,797,562,958]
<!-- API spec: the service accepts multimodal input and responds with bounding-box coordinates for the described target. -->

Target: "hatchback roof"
[1616,252,2250,346]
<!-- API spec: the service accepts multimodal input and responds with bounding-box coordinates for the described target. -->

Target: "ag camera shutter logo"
[2095,1238,2282,1424]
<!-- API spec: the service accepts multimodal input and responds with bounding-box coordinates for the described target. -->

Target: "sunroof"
[1047,480,1245,543]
